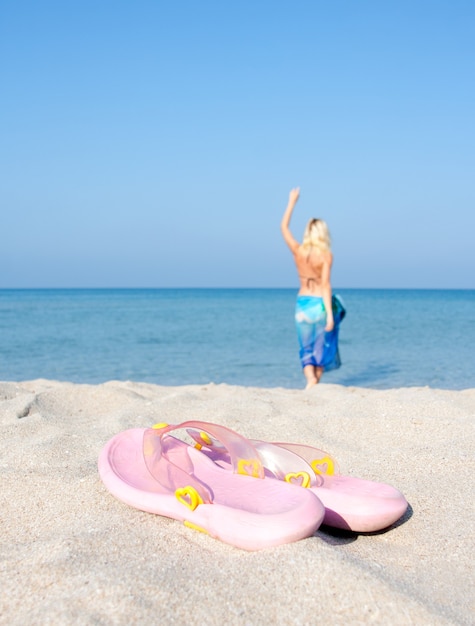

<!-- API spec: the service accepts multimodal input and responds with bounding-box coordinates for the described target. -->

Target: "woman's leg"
[303,365,318,389]
[315,366,324,383]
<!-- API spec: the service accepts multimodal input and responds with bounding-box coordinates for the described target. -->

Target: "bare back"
[293,246,333,296]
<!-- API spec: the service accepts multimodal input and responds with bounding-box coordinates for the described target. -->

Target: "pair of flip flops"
[98,421,408,551]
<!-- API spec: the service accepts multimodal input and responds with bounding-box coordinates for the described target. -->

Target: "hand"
[288,187,300,206]
[325,318,334,332]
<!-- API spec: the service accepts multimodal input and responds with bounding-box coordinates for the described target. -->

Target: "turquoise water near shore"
[0,288,473,389]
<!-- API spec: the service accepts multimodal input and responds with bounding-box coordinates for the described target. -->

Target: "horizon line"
[1,286,474,291]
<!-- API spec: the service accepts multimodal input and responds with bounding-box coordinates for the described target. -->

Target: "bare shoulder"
[287,238,301,254]
[324,250,333,265]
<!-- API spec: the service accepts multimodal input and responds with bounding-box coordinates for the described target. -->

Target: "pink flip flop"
[98,421,325,550]
[188,431,408,533]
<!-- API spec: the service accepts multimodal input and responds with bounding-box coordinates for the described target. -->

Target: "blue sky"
[1,1,474,288]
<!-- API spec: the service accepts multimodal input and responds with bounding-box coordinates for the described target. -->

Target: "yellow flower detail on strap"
[237,458,261,478]
[284,471,311,488]
[175,486,204,511]
[311,456,335,476]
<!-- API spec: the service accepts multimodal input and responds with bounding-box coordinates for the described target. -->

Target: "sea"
[0,288,473,390]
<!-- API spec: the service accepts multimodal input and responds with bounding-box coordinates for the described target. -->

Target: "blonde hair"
[301,218,331,252]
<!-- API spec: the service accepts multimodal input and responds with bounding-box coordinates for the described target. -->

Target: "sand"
[1,379,474,625]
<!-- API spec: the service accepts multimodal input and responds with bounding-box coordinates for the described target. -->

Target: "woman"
[281,187,343,389]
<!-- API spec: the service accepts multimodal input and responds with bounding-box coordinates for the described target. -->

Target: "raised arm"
[280,188,301,253]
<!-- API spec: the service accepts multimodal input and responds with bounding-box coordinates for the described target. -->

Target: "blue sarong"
[295,294,345,371]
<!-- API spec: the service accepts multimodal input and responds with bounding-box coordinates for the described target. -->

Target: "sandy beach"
[1,379,473,625]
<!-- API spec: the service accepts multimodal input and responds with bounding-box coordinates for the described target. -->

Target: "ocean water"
[0,288,473,390]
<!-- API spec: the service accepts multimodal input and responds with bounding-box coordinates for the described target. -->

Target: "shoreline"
[1,379,474,625]
[2,376,474,393]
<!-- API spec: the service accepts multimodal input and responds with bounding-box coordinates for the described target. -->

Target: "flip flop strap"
[253,441,323,487]
[273,442,339,476]
[187,429,324,487]
[143,421,264,504]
